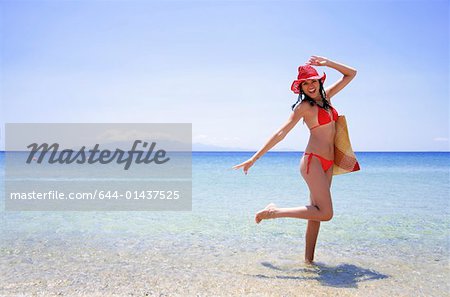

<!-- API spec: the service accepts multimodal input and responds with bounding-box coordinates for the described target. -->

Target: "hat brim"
[291,73,326,94]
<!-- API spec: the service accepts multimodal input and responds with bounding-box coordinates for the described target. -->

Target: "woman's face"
[301,79,320,98]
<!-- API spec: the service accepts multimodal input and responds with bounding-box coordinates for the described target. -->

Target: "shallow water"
[1,152,449,296]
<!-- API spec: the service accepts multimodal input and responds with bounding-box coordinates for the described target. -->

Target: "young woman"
[232,55,357,264]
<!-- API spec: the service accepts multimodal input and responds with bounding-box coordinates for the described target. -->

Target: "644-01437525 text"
[9,190,181,200]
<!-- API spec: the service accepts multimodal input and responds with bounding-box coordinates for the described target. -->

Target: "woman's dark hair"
[291,80,330,111]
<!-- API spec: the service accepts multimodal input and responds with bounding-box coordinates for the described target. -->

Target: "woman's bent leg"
[268,205,332,221]
[255,156,334,222]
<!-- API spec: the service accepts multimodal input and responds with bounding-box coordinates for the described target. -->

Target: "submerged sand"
[1,233,448,297]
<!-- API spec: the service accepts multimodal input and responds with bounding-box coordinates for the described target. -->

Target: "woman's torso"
[302,100,337,160]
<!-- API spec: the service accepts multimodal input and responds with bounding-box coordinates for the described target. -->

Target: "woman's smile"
[302,79,320,97]
[308,87,316,93]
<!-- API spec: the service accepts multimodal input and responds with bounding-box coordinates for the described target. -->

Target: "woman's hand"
[306,55,329,66]
[232,159,255,175]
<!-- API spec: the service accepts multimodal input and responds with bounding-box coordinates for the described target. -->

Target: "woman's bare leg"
[254,155,334,264]
[304,166,333,263]
[305,220,320,264]
[305,203,321,263]
[255,156,334,222]
[259,205,331,221]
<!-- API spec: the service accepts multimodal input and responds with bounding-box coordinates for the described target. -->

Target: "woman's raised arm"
[307,55,357,100]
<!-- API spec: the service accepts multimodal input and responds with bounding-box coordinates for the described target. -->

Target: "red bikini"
[304,152,334,174]
[309,105,338,130]
[304,105,338,174]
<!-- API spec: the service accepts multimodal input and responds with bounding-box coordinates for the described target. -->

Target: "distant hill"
[192,143,298,152]
[192,142,247,151]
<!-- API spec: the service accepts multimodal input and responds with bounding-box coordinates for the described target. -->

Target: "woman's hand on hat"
[231,159,255,175]
[306,55,329,66]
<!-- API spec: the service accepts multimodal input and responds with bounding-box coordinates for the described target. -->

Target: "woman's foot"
[255,203,278,224]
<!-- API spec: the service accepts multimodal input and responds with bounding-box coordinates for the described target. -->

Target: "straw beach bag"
[333,115,360,175]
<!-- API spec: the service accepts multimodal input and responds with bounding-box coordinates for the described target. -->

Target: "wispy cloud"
[433,137,448,142]
[193,134,241,146]
[98,129,176,142]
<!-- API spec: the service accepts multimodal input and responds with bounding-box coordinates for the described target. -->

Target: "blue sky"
[1,0,448,151]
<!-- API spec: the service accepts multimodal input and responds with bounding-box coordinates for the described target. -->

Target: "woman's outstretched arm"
[232,103,306,174]
[307,55,357,99]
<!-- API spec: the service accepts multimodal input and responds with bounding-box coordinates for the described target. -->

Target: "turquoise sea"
[1,152,449,296]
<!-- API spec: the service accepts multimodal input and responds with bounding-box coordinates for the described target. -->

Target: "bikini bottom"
[304,152,334,174]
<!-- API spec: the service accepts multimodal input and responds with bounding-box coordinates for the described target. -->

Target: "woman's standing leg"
[304,199,320,263]
[304,166,333,263]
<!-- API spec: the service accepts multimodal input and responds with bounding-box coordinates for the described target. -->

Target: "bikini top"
[309,105,339,130]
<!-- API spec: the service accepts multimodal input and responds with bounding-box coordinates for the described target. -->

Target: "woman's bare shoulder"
[295,100,314,115]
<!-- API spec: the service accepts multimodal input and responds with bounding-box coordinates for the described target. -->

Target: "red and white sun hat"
[291,65,326,94]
